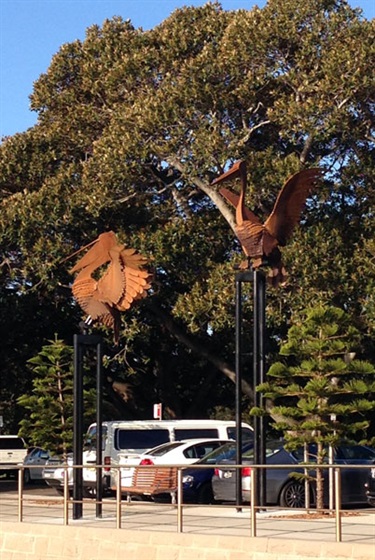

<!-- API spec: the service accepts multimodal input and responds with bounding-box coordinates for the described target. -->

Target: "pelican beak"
[211,160,246,185]
[60,237,99,264]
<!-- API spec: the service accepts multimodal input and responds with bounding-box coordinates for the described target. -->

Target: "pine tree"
[253,305,375,509]
[17,336,96,456]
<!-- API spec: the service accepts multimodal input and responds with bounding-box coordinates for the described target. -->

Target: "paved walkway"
[1,492,374,545]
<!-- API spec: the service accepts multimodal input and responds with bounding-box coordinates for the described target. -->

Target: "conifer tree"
[17,336,96,456]
[253,305,375,508]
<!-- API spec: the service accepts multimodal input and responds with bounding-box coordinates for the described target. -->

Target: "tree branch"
[147,299,254,402]
[165,156,237,234]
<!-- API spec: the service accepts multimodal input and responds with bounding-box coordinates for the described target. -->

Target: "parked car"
[364,462,375,506]
[182,440,242,504]
[118,438,232,490]
[23,447,51,483]
[42,450,103,497]
[0,435,27,478]
[87,419,253,489]
[212,440,375,507]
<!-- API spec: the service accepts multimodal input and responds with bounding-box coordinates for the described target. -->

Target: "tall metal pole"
[73,333,103,520]
[253,269,266,508]
[234,269,266,508]
[235,274,243,508]
[96,339,103,518]
[73,335,84,520]
[259,271,266,508]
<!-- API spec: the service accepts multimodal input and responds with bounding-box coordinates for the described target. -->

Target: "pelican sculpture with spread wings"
[212,161,322,286]
[67,231,152,342]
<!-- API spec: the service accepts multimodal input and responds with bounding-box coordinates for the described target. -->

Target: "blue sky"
[0,0,374,138]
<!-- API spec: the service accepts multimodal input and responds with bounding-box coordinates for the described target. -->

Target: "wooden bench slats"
[112,466,178,502]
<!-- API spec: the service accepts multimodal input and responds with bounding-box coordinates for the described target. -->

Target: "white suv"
[0,435,27,478]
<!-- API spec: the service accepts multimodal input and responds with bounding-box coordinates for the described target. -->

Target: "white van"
[85,419,253,489]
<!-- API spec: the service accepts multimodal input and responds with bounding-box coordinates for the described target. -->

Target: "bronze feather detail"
[67,231,152,342]
[213,161,322,286]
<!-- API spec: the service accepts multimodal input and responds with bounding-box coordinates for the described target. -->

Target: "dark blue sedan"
[182,441,251,504]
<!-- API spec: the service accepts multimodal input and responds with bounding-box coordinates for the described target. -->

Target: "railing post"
[334,467,342,542]
[116,466,122,529]
[177,468,183,533]
[18,467,23,522]
[63,463,69,525]
[250,466,257,537]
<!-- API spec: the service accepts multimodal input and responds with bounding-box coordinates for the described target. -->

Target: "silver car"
[23,447,51,483]
[212,440,375,508]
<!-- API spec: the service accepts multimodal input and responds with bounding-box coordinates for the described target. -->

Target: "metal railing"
[9,462,374,542]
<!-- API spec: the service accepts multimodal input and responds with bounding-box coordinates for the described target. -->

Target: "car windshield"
[147,441,185,456]
[0,437,25,450]
[242,440,284,460]
[292,443,375,463]
[338,445,375,461]
[84,425,108,451]
[197,441,254,465]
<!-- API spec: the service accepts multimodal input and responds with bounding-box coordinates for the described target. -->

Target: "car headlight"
[182,475,194,484]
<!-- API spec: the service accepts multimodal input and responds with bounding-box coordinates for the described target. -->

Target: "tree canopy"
[0,0,374,434]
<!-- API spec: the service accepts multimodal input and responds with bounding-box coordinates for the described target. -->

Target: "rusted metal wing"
[214,161,322,286]
[67,231,152,343]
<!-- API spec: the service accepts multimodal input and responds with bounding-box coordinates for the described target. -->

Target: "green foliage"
[0,0,374,431]
[253,304,375,506]
[17,336,96,455]
[258,305,375,439]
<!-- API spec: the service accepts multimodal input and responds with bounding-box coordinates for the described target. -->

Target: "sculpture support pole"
[235,274,243,508]
[95,339,103,518]
[73,335,84,520]
[253,269,266,508]
[235,270,253,507]
[73,333,103,520]
[234,269,267,509]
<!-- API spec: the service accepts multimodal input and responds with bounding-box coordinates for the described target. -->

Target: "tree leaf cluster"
[0,0,373,432]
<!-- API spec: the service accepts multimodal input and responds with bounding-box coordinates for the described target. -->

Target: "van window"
[0,437,25,450]
[175,429,218,440]
[116,429,170,451]
[226,427,253,442]
[85,425,108,451]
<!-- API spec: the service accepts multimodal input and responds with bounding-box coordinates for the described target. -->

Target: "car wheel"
[198,483,214,504]
[55,487,72,497]
[279,480,311,508]
[83,486,96,499]
[23,469,31,485]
